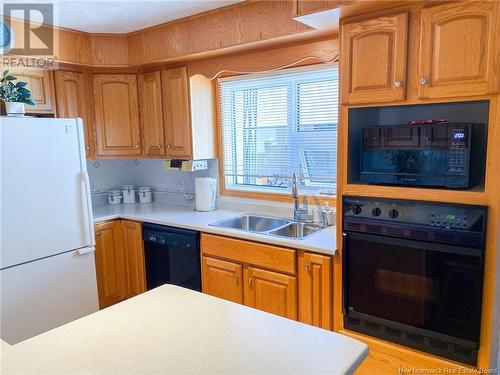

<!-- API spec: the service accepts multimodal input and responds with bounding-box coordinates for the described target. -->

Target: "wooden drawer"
[201,234,296,274]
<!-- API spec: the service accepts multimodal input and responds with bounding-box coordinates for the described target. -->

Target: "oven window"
[347,234,482,342]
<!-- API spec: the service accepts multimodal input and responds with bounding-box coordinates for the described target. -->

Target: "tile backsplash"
[87,159,218,206]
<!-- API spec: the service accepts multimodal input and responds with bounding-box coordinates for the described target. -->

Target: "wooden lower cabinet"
[244,267,297,320]
[94,221,127,309]
[202,256,243,304]
[201,234,299,320]
[94,220,146,309]
[298,251,332,330]
[121,220,146,298]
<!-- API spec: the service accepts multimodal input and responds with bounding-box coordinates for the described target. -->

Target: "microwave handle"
[342,231,349,316]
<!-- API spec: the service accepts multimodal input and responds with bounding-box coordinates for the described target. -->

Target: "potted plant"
[0,70,36,116]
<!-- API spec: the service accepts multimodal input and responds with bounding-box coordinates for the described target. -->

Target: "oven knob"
[388,209,399,219]
[352,205,362,215]
[372,207,381,217]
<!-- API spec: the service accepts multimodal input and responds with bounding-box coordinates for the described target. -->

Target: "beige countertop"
[92,202,337,255]
[1,285,367,375]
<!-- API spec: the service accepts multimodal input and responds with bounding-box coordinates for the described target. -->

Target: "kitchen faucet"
[291,171,314,223]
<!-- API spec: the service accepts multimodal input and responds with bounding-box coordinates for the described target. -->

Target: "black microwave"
[360,123,486,189]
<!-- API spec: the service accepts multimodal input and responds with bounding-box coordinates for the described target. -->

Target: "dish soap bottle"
[320,202,334,227]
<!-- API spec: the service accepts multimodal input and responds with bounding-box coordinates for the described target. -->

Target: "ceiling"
[2,0,244,33]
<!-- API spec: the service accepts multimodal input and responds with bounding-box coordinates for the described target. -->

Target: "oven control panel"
[343,196,486,231]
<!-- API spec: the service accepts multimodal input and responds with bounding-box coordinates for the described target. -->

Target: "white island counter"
[1,285,367,375]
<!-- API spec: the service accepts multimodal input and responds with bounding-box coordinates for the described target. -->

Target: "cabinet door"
[94,221,127,309]
[298,252,332,330]
[9,69,55,114]
[244,267,297,320]
[139,71,165,157]
[54,71,93,158]
[202,256,243,304]
[341,12,408,104]
[121,220,146,298]
[162,66,192,158]
[419,1,499,98]
[93,74,142,157]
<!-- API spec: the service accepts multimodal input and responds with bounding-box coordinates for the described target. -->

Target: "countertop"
[1,285,367,375]
[92,202,337,255]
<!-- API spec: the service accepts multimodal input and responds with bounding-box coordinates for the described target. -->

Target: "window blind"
[219,64,338,194]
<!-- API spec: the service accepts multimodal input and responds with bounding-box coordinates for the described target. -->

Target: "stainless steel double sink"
[209,214,324,239]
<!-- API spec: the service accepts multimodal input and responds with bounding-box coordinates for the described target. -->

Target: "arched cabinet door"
[340,12,409,104]
[9,69,56,114]
[418,1,499,99]
[92,74,142,157]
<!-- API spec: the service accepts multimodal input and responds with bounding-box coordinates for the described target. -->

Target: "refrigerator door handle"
[81,170,95,246]
[78,247,96,255]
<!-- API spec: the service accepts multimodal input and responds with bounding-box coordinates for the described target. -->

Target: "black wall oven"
[360,123,486,189]
[343,197,487,365]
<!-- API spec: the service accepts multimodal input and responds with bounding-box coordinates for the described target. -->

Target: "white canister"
[108,190,122,205]
[138,186,152,203]
[122,185,136,204]
[195,178,217,212]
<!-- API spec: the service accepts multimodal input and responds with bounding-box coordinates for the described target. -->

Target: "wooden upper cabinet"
[298,252,332,330]
[139,71,165,157]
[93,74,142,157]
[9,69,56,114]
[202,256,243,304]
[121,220,146,298]
[244,267,297,320]
[54,71,93,158]
[162,66,193,158]
[418,1,499,98]
[94,221,127,309]
[341,12,409,104]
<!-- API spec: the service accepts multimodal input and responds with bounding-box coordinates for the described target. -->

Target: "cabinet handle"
[153,144,162,149]
[166,145,172,150]
[96,232,101,237]
[248,277,252,285]
[304,263,311,272]
[393,81,402,88]
[134,144,140,149]
[85,145,90,150]
[419,78,428,85]
[233,274,239,283]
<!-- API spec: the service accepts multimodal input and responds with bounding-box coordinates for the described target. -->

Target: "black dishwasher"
[143,224,201,291]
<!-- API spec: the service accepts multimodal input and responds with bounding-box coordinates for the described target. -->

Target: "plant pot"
[5,102,25,116]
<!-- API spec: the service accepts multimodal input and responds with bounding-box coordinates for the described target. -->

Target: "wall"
[87,159,218,206]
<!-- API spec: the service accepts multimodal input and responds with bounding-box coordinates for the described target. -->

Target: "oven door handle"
[347,231,482,258]
[342,231,349,316]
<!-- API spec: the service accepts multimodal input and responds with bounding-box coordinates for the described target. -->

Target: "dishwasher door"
[143,224,201,291]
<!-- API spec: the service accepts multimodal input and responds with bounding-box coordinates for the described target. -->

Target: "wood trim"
[188,37,339,79]
[201,234,296,275]
[340,329,471,373]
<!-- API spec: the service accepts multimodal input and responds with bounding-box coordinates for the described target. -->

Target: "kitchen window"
[219,64,338,196]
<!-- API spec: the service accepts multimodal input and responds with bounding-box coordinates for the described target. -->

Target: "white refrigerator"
[0,117,99,344]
